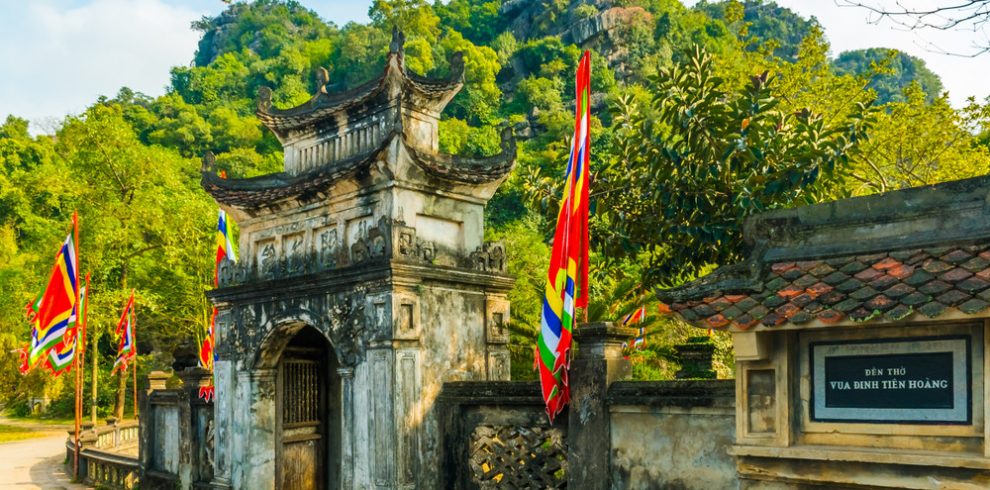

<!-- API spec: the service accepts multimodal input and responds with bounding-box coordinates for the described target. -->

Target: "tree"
[845,83,990,195]
[590,47,874,285]
[833,48,944,104]
[696,0,820,62]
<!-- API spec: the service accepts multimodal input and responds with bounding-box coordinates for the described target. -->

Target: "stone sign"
[810,336,970,424]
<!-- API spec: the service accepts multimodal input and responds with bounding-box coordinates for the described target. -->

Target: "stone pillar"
[338,367,355,489]
[177,367,212,488]
[148,371,169,391]
[567,322,635,490]
[243,369,277,490]
[212,360,233,489]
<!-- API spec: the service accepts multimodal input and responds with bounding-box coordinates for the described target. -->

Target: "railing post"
[177,366,212,488]
[567,321,635,490]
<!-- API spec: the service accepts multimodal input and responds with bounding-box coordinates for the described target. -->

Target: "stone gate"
[199,29,515,489]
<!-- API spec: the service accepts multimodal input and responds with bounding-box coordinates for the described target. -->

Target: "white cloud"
[0,0,209,133]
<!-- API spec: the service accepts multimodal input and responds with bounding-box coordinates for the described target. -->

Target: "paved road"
[0,433,91,489]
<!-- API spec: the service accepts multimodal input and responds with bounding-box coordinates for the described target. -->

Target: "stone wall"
[438,324,739,490]
[609,381,736,490]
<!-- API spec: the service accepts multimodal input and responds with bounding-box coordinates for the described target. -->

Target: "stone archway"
[259,323,341,490]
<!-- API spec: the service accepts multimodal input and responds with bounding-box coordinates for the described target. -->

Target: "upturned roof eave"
[254,51,464,135]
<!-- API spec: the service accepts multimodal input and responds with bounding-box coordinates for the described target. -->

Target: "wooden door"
[277,345,325,490]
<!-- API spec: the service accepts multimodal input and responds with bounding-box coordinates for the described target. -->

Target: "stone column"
[212,360,233,489]
[338,367,355,489]
[243,369,277,490]
[177,367,212,488]
[567,322,635,490]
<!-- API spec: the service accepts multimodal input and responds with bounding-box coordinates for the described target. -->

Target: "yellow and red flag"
[536,51,591,422]
[198,307,217,402]
[214,210,237,286]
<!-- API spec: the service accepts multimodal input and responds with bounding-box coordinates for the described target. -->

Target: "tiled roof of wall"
[660,243,990,330]
[656,175,990,331]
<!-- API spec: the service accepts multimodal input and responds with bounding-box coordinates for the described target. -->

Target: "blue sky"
[1,0,988,134]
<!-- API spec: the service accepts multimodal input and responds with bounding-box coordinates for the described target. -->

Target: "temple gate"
[199,29,515,489]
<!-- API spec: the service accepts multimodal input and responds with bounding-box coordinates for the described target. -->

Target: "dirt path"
[0,418,91,489]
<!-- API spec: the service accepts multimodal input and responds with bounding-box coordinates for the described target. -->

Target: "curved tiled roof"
[202,129,516,210]
[659,243,990,330]
[406,126,516,185]
[255,31,464,134]
[656,175,990,331]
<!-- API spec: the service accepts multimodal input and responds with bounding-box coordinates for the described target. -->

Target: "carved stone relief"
[393,223,436,264]
[283,233,306,276]
[469,242,507,274]
[486,352,510,381]
[392,292,420,341]
[258,241,278,280]
[485,295,510,345]
[316,226,340,269]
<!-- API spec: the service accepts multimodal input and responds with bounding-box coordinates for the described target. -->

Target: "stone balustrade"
[65,418,141,489]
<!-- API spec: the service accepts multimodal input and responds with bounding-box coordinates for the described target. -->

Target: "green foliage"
[845,84,990,195]
[833,48,944,105]
[696,0,819,61]
[4,0,990,404]
[597,46,873,284]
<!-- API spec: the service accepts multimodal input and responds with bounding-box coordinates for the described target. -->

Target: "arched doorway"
[275,326,340,489]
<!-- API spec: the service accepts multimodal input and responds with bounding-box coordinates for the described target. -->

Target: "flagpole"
[132,290,138,419]
[71,212,81,481]
[73,273,90,481]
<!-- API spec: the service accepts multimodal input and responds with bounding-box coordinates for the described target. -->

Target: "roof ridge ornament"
[201,151,217,174]
[389,26,405,56]
[316,67,330,95]
[257,86,273,112]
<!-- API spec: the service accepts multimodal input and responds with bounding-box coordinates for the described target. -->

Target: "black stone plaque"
[810,336,971,424]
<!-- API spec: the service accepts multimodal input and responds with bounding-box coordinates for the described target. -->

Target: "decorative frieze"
[469,242,507,273]
[218,219,509,287]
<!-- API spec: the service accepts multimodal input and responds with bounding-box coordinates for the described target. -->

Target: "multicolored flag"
[44,281,88,376]
[198,308,217,402]
[112,292,136,374]
[22,214,80,373]
[215,210,237,285]
[622,306,647,326]
[536,51,592,423]
[622,305,648,350]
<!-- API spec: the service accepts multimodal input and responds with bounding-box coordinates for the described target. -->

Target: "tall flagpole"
[73,273,90,481]
[132,291,138,419]
[71,212,81,480]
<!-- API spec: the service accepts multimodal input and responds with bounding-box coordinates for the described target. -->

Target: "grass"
[0,423,57,443]
[0,411,74,443]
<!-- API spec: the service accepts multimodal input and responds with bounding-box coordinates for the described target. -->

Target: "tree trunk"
[115,367,126,419]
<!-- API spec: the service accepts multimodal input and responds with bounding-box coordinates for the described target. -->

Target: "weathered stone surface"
[609,380,737,490]
[200,30,515,490]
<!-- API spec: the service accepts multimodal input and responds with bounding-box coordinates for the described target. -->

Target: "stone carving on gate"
[231,291,372,368]
[317,227,340,269]
[283,233,306,275]
[219,218,507,288]
[469,242,507,273]
[469,424,567,488]
[394,222,436,264]
[350,217,390,266]
[259,241,278,279]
